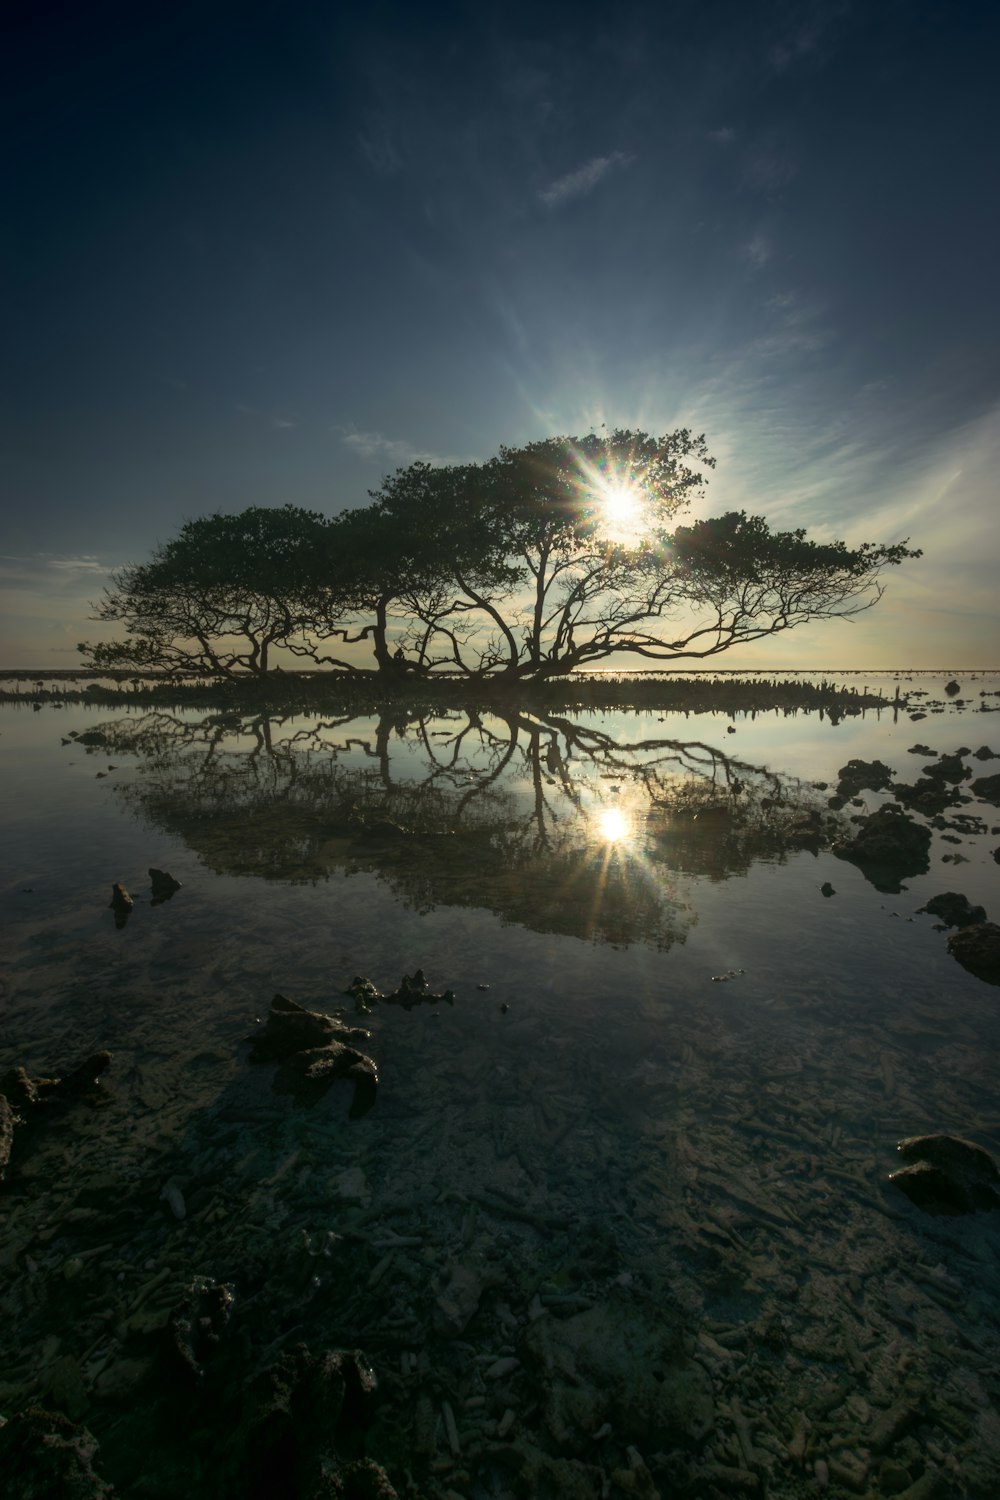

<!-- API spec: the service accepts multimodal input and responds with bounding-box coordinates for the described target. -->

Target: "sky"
[3,0,999,670]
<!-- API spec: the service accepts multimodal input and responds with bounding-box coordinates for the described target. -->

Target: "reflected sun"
[596,806,632,843]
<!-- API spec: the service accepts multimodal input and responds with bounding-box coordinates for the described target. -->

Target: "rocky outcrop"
[149,867,182,903]
[971,772,1000,805]
[917,892,987,928]
[833,804,931,892]
[890,1134,1000,1215]
[947,922,1000,984]
[836,758,895,797]
[521,1294,714,1452]
[248,994,378,1116]
[0,1052,112,1185]
[0,1406,114,1498]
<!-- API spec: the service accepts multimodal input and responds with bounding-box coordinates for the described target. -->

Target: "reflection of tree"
[78,709,838,948]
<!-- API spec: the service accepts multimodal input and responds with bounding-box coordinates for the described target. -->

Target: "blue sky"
[3,0,999,667]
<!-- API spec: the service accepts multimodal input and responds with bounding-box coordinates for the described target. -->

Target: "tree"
[365,430,919,679]
[78,506,358,676]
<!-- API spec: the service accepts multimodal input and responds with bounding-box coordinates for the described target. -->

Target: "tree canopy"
[79,430,920,679]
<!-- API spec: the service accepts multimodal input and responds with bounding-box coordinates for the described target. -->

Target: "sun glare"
[596,806,631,843]
[595,478,648,546]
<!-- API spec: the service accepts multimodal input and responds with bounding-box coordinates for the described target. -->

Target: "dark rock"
[248,995,378,1117]
[0,1093,14,1181]
[836,758,895,797]
[237,1345,386,1499]
[947,922,1000,984]
[109,882,132,928]
[0,1406,114,1498]
[149,867,182,903]
[892,778,963,815]
[907,744,935,756]
[820,882,836,897]
[994,847,1000,864]
[832,804,931,892]
[521,1294,714,1450]
[1,1052,111,1111]
[971,772,1000,805]
[345,971,456,1012]
[889,1133,1000,1214]
[922,752,968,783]
[944,680,961,695]
[909,712,927,721]
[168,1279,236,1383]
[973,745,999,760]
[917,892,987,928]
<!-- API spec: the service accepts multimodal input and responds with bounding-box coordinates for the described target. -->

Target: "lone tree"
[360,430,919,678]
[79,429,920,678]
[79,506,358,676]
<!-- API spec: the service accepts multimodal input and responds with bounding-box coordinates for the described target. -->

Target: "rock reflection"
[74,708,843,949]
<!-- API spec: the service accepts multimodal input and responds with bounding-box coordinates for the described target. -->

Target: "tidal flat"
[2,671,1000,1499]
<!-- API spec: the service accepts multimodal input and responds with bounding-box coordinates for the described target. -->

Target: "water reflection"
[70,707,842,949]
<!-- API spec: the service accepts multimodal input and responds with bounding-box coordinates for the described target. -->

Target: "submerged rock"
[890,1134,1000,1215]
[248,994,378,1117]
[109,882,132,927]
[972,772,1000,806]
[521,1294,714,1451]
[917,892,987,929]
[149,867,182,903]
[836,758,895,797]
[832,804,931,892]
[0,1052,112,1185]
[0,1093,14,1181]
[947,922,1000,984]
[346,971,456,1011]
[0,1406,114,1498]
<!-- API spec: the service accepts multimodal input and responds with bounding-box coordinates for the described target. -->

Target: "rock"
[149,867,182,903]
[45,1355,89,1421]
[1,1053,111,1115]
[973,745,999,760]
[889,1133,1000,1214]
[236,1345,385,1497]
[917,892,987,928]
[944,680,961,695]
[248,994,378,1117]
[892,778,963,815]
[922,752,968,783]
[522,1294,713,1451]
[947,921,1000,983]
[167,1279,236,1383]
[907,744,935,756]
[109,882,132,927]
[0,1094,14,1182]
[345,971,456,1011]
[820,882,836,897]
[836,758,895,797]
[971,772,1000,805]
[0,1406,114,1498]
[832,804,931,892]
[434,1261,484,1334]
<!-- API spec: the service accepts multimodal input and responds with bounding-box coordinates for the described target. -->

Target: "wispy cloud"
[539,151,633,208]
[0,554,113,590]
[334,426,460,468]
[358,115,403,176]
[707,127,737,146]
[742,232,773,270]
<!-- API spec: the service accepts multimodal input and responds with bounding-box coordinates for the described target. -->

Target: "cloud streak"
[335,426,461,468]
[539,151,633,208]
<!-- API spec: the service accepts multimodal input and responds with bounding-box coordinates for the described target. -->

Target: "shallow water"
[2,672,1000,1497]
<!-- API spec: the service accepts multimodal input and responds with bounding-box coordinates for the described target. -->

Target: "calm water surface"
[2,672,999,1497]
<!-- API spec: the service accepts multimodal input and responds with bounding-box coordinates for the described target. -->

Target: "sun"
[594,478,648,546]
